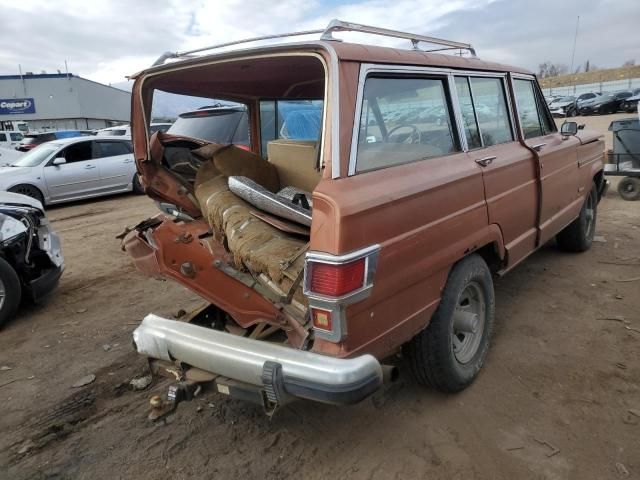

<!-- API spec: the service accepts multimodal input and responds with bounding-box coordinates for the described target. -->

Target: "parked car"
[0,136,140,205]
[548,96,576,117]
[621,94,640,113]
[0,130,24,149]
[579,91,634,115]
[0,191,63,326]
[123,19,606,413]
[166,106,249,145]
[16,130,92,152]
[0,146,24,166]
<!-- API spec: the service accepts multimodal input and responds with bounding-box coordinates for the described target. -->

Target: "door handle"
[475,156,496,167]
[531,143,546,151]
[123,158,134,163]
[84,165,96,169]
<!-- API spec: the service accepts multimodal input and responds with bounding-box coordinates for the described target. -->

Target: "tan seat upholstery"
[267,139,321,192]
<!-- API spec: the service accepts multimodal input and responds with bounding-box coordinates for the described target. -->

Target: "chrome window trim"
[447,75,468,152]
[348,64,522,174]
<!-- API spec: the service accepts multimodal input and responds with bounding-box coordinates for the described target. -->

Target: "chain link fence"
[542,77,640,97]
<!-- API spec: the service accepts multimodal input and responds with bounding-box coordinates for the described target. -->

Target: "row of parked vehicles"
[546,88,640,117]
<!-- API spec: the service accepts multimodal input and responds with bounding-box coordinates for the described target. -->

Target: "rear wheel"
[557,183,597,252]
[405,254,495,392]
[0,257,21,327]
[8,184,44,205]
[617,177,640,201]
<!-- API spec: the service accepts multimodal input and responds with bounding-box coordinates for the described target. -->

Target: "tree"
[622,59,636,67]
[538,62,569,78]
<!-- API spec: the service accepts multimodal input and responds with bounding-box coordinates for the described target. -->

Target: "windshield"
[97,129,127,136]
[167,110,247,143]
[10,144,58,167]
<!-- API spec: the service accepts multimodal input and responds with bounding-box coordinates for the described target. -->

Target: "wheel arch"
[7,183,46,205]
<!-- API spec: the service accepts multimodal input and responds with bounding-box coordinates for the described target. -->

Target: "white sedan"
[0,136,141,205]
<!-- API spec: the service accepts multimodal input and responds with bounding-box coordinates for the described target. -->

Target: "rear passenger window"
[10,133,23,141]
[95,141,130,158]
[467,77,513,146]
[513,79,555,138]
[355,76,458,173]
[0,133,6,142]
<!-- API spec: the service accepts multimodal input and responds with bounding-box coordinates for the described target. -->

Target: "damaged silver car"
[0,192,64,326]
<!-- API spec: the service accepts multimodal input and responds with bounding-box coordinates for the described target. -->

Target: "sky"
[1,0,638,87]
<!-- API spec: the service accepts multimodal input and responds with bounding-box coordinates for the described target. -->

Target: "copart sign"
[0,98,36,115]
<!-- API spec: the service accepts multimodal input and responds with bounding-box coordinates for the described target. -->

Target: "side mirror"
[561,121,578,136]
[52,157,66,166]
[578,124,585,130]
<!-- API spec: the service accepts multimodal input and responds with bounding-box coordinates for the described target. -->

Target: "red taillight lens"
[308,259,365,297]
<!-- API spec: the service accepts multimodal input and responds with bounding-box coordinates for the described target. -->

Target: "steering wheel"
[386,124,422,144]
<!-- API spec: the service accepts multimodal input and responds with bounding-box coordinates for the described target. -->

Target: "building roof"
[0,73,76,80]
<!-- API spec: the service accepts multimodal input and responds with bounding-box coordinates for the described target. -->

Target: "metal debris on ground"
[72,374,96,388]
[592,235,607,243]
[129,375,152,391]
[102,344,111,352]
[0,366,11,371]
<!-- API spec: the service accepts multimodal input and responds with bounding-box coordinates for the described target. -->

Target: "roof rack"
[151,19,475,66]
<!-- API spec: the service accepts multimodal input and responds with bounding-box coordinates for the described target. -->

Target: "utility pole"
[569,16,580,76]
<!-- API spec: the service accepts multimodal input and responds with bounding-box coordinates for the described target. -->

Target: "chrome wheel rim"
[584,193,595,238]
[0,278,5,312]
[452,281,486,364]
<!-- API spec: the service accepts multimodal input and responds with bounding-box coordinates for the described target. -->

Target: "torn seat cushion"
[193,144,280,193]
[193,150,307,302]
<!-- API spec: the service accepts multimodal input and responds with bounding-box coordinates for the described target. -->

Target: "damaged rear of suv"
[124,20,605,415]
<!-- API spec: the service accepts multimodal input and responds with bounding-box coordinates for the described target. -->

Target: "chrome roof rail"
[152,28,324,66]
[320,19,476,56]
[151,19,475,66]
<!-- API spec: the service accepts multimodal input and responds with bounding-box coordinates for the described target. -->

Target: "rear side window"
[95,141,131,158]
[355,76,458,173]
[465,77,513,146]
[0,133,6,142]
[513,79,555,139]
[10,133,23,141]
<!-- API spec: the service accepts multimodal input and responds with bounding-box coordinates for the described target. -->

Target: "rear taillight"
[304,246,380,343]
[308,259,365,297]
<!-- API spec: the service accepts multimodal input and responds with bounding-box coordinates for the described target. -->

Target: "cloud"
[0,0,638,85]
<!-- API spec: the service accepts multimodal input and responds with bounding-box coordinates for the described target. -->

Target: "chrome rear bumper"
[133,314,383,405]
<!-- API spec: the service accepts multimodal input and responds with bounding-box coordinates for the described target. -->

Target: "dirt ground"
[0,113,639,480]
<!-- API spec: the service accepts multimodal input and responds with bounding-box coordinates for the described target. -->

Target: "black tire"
[556,183,597,252]
[8,184,44,205]
[617,177,640,201]
[404,254,495,393]
[132,173,144,195]
[0,257,22,327]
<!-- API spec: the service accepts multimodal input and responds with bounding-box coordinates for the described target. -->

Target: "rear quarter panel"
[310,153,491,359]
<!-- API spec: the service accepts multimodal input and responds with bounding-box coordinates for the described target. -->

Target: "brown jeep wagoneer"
[124,20,607,415]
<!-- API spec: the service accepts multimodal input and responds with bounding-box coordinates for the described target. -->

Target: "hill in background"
[540,65,640,89]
